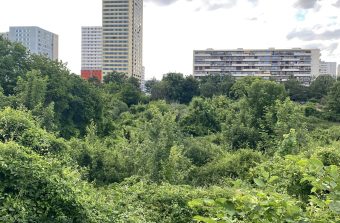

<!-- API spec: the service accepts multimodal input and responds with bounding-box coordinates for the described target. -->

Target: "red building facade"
[81,70,102,81]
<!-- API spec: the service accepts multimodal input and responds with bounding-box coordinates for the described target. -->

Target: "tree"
[145,78,159,94]
[15,70,48,110]
[199,74,235,98]
[284,78,310,102]
[0,142,113,222]
[161,146,192,184]
[61,75,104,138]
[309,75,335,100]
[0,37,30,95]
[149,73,199,103]
[103,71,127,85]
[180,76,200,104]
[229,76,261,99]
[247,79,286,121]
[326,81,340,121]
[150,81,166,100]
[162,73,185,102]
[119,82,142,106]
[180,97,221,136]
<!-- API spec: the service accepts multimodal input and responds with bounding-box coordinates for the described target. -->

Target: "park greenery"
[0,36,339,222]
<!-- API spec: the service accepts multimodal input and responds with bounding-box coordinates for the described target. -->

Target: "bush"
[0,107,67,155]
[314,147,340,166]
[0,142,111,223]
[190,149,264,186]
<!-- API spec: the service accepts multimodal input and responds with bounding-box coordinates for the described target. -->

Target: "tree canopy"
[0,37,339,222]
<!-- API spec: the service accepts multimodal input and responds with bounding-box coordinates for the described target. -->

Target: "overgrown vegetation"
[0,36,339,222]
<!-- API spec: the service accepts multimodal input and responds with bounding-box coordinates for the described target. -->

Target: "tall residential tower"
[102,0,143,80]
[81,26,103,80]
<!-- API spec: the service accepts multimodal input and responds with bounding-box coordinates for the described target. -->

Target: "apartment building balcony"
[242,69,260,71]
[243,58,259,61]
[231,73,250,77]
[194,54,212,57]
[253,53,272,56]
[293,73,312,77]
[193,64,211,66]
[254,73,272,77]
[293,53,311,56]
[205,69,222,72]
[293,64,311,66]
[254,64,272,66]
[232,64,249,66]
[282,68,300,71]
[282,58,300,61]
[204,59,222,62]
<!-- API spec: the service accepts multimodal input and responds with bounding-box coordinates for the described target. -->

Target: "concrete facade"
[81,26,103,80]
[7,26,58,60]
[319,61,337,78]
[193,48,320,84]
[102,0,143,81]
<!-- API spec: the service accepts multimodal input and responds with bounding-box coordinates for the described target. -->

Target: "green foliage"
[103,70,127,85]
[326,81,340,121]
[0,87,16,109]
[144,78,159,94]
[229,76,260,99]
[247,79,286,122]
[149,73,200,103]
[315,147,340,166]
[0,142,115,223]
[0,107,67,155]
[183,136,223,166]
[189,189,305,223]
[0,107,35,142]
[277,129,299,155]
[191,149,263,186]
[309,75,335,100]
[15,70,48,110]
[191,151,340,223]
[0,37,30,95]
[161,146,193,184]
[199,74,235,98]
[284,78,310,102]
[181,97,222,136]
[1,37,340,222]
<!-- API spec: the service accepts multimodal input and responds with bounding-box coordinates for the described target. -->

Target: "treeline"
[0,36,339,222]
[145,72,337,102]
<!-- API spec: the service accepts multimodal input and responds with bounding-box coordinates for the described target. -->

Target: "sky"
[0,0,340,80]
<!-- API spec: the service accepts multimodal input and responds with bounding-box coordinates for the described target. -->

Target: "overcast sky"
[1,0,339,80]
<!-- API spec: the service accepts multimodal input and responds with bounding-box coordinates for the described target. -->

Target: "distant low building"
[193,48,320,85]
[81,26,103,81]
[319,61,337,79]
[6,26,58,60]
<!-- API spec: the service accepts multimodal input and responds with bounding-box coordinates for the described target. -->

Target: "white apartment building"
[319,61,337,78]
[81,26,102,71]
[6,26,58,60]
[81,26,103,80]
[193,48,320,84]
[102,0,143,81]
